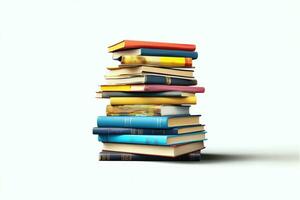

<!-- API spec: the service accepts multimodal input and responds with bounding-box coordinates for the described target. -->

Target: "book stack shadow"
[93,40,206,161]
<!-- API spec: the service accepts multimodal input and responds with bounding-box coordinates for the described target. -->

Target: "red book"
[108,40,196,52]
[100,84,205,93]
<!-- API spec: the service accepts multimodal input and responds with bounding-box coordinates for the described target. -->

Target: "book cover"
[112,48,198,60]
[96,91,194,98]
[102,141,204,157]
[108,40,196,52]
[100,84,205,93]
[106,105,190,116]
[97,115,201,129]
[110,96,196,105]
[106,74,197,86]
[121,55,192,67]
[99,150,202,161]
[98,132,206,145]
[93,125,205,135]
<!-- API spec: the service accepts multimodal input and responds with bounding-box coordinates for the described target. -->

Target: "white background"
[0,0,299,199]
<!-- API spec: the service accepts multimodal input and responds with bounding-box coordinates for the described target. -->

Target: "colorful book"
[93,125,205,135]
[105,74,197,86]
[106,105,190,116]
[99,150,202,161]
[97,115,201,129]
[121,55,192,67]
[110,96,196,105]
[96,91,195,98]
[108,40,196,52]
[112,48,198,60]
[98,132,206,145]
[106,66,194,77]
[100,85,205,93]
[102,141,205,157]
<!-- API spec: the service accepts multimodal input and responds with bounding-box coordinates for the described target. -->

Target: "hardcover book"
[97,115,201,129]
[102,141,205,157]
[96,91,195,98]
[93,125,205,135]
[109,96,196,105]
[105,74,197,86]
[99,150,202,161]
[99,84,205,93]
[106,66,194,77]
[108,40,196,52]
[121,55,192,67]
[106,105,190,116]
[98,132,206,145]
[112,48,198,60]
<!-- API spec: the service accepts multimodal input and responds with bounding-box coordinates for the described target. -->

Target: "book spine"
[106,105,162,116]
[98,135,168,145]
[97,116,169,128]
[100,91,188,98]
[144,75,197,86]
[125,40,196,51]
[93,127,179,135]
[109,96,196,105]
[141,48,198,59]
[99,151,201,161]
[121,55,192,67]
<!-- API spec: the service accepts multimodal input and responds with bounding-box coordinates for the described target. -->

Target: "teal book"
[98,131,206,145]
[97,115,201,129]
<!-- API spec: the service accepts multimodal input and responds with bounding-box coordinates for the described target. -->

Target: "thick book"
[108,40,196,52]
[106,105,190,116]
[105,74,197,86]
[98,132,206,145]
[110,96,196,105]
[106,66,194,77]
[102,141,205,157]
[99,150,202,161]
[93,125,205,135]
[112,48,198,60]
[96,91,195,98]
[97,115,201,129]
[121,55,192,67]
[100,85,205,93]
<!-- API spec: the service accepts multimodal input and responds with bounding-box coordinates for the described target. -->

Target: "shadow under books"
[168,152,300,164]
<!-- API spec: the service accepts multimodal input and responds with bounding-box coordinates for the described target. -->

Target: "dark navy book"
[99,150,202,161]
[112,48,198,60]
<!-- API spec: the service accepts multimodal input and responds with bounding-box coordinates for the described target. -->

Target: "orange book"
[108,40,196,52]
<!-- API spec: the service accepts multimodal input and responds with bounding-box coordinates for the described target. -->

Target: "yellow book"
[121,55,192,67]
[109,96,196,105]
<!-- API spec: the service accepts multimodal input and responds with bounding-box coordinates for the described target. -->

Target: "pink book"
[100,84,205,93]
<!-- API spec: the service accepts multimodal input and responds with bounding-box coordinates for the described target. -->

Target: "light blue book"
[97,115,201,129]
[98,131,206,146]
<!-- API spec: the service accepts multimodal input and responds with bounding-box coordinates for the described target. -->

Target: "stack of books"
[93,40,206,161]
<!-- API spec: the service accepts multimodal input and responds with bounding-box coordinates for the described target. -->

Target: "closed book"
[98,132,206,145]
[100,84,205,93]
[110,96,196,105]
[121,55,192,67]
[99,150,202,161]
[106,105,190,116]
[112,48,198,60]
[106,75,197,86]
[102,141,205,157]
[97,115,201,129]
[108,40,196,52]
[106,66,194,77]
[93,125,205,135]
[96,91,195,98]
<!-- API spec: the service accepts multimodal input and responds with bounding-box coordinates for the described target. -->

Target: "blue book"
[112,48,198,60]
[93,125,205,135]
[97,115,201,129]
[98,132,206,145]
